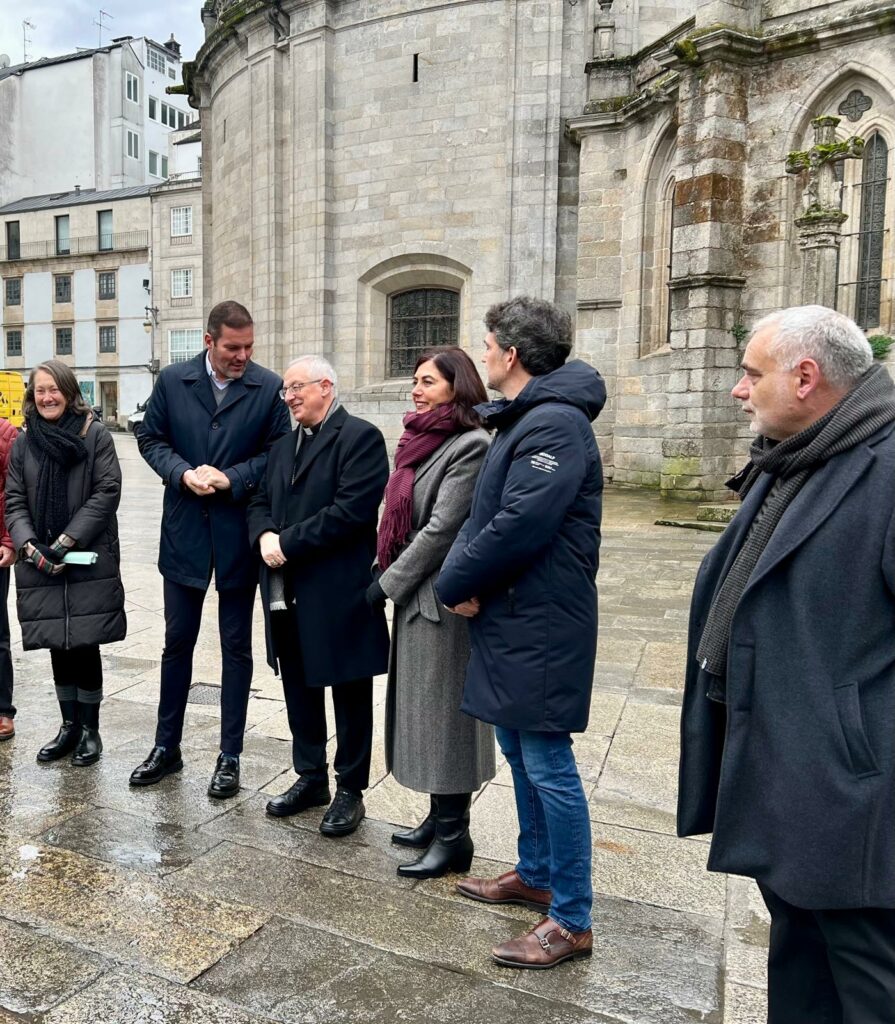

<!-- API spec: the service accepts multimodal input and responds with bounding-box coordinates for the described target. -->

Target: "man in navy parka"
[437,295,604,969]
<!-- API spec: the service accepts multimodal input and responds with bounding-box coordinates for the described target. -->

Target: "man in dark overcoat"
[437,296,605,970]
[678,305,895,1023]
[130,301,290,797]
[247,354,389,837]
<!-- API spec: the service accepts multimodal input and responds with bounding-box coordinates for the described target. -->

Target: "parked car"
[127,398,150,434]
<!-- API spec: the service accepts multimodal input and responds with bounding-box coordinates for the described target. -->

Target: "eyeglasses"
[279,380,322,399]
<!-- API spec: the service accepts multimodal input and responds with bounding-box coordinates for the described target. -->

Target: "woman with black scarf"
[6,360,126,766]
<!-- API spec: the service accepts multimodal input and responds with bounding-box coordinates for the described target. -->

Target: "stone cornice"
[577,298,622,310]
[668,274,746,292]
[656,3,895,72]
[567,76,679,140]
[584,16,695,77]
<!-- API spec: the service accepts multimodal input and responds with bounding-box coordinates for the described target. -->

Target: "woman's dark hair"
[414,347,487,430]
[24,360,92,419]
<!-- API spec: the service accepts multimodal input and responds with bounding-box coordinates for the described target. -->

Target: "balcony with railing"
[0,230,149,263]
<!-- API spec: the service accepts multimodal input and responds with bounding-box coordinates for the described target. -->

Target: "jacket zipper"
[63,576,71,649]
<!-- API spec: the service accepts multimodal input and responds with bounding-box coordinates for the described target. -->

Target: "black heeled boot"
[71,699,102,767]
[391,794,438,848]
[37,699,80,763]
[397,793,474,879]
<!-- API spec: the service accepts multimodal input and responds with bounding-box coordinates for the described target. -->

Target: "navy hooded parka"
[436,359,605,733]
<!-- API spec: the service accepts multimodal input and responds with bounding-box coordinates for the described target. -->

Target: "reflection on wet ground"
[0,438,767,1022]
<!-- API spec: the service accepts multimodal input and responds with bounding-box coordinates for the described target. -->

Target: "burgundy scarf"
[377,403,461,570]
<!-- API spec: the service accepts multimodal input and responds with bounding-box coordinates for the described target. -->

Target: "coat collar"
[412,432,464,486]
[180,351,265,418]
[742,439,878,597]
[285,404,348,489]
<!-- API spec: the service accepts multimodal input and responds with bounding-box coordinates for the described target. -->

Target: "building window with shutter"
[98,325,117,353]
[4,278,21,305]
[6,330,22,357]
[55,327,73,355]
[97,272,116,300]
[54,275,72,303]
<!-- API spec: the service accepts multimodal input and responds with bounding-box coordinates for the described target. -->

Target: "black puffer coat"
[5,416,126,650]
[436,360,605,733]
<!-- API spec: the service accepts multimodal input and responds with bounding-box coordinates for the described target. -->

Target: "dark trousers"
[50,646,103,690]
[0,568,13,717]
[272,612,373,794]
[155,578,255,754]
[759,883,895,1024]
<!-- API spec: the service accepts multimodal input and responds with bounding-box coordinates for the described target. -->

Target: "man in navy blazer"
[130,301,290,797]
[679,306,895,1022]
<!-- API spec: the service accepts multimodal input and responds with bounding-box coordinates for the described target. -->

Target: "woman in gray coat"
[368,347,495,879]
[6,360,126,767]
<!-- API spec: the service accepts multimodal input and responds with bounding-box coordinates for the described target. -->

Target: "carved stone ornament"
[838,89,872,123]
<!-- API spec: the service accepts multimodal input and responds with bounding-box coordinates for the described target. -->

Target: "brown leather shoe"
[456,869,552,913]
[0,716,14,741]
[491,916,593,969]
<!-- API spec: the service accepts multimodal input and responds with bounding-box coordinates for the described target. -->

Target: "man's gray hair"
[287,354,338,391]
[751,305,872,390]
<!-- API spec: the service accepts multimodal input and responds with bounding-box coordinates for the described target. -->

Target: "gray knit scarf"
[696,363,895,684]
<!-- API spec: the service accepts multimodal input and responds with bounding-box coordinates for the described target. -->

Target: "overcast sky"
[0,2,205,67]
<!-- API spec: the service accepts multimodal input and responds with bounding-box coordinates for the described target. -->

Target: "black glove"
[365,578,386,608]
[29,542,65,576]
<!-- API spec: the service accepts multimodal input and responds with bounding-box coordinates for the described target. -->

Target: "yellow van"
[0,370,26,429]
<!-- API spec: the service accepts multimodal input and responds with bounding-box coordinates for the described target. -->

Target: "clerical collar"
[205,352,233,390]
[302,422,322,437]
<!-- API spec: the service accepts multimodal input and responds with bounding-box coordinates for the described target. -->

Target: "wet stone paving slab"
[0,437,768,1022]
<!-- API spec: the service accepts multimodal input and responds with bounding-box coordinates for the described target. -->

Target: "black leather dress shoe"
[208,753,240,799]
[266,776,331,818]
[37,721,81,763]
[129,745,184,786]
[320,786,365,837]
[71,726,103,767]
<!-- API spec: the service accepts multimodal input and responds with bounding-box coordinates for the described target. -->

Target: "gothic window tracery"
[855,134,888,328]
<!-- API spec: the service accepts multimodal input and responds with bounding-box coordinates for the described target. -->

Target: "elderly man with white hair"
[678,305,895,1022]
[247,355,390,836]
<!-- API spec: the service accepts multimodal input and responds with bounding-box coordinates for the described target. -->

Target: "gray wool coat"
[379,427,496,794]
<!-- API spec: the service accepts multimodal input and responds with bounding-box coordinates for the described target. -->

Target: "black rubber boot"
[37,699,80,763]
[396,794,474,879]
[391,794,437,848]
[71,700,102,767]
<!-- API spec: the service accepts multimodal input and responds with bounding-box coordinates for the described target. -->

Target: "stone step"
[696,502,739,524]
[654,518,726,533]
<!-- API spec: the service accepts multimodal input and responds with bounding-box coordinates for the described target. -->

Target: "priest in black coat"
[247,354,389,837]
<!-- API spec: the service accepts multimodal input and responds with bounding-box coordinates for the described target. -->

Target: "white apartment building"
[150,152,205,371]
[0,187,155,425]
[0,35,193,207]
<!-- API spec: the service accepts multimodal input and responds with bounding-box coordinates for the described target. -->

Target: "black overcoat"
[246,405,390,687]
[678,420,895,909]
[138,353,290,590]
[6,417,126,650]
[436,361,605,733]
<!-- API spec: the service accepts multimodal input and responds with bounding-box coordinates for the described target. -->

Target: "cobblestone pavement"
[0,434,769,1024]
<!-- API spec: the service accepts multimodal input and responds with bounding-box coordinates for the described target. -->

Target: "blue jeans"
[496,726,592,932]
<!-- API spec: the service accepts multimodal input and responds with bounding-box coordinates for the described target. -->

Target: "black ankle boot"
[37,699,80,763]
[70,699,102,767]
[397,794,474,879]
[71,726,102,767]
[392,795,438,848]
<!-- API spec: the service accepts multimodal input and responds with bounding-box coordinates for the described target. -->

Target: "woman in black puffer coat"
[6,360,126,767]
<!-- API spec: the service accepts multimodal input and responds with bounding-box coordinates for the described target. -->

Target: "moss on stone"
[672,38,700,66]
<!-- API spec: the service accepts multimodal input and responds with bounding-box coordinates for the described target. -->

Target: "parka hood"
[476,359,606,429]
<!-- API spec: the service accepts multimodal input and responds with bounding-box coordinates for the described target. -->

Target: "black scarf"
[696,363,895,684]
[25,410,89,544]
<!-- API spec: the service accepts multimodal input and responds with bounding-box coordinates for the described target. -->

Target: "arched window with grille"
[855,133,889,328]
[639,128,677,356]
[387,288,459,377]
